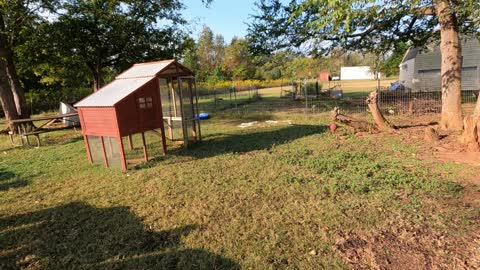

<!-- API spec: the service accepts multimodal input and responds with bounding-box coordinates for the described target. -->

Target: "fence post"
[234,86,238,110]
[213,85,217,112]
[305,79,309,114]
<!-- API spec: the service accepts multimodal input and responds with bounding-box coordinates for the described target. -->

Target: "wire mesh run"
[197,85,479,116]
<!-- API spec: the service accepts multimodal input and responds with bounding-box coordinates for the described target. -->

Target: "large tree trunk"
[5,51,29,118]
[435,0,463,131]
[0,12,29,119]
[0,59,19,132]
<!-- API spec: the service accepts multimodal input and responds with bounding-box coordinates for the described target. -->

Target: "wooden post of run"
[141,132,148,162]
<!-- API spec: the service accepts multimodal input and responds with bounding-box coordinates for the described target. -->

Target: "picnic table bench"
[8,112,79,147]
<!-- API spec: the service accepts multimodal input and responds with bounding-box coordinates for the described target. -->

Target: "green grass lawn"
[0,110,479,269]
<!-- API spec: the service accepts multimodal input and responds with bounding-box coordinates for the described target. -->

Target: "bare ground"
[334,112,480,270]
[334,222,480,270]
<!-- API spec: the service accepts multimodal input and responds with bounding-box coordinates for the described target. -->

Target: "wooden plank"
[10,113,79,124]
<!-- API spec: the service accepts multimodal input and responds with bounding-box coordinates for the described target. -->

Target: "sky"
[182,0,258,43]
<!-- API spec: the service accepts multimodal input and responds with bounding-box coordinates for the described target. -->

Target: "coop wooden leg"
[141,132,148,161]
[83,134,93,164]
[160,121,168,155]
[118,136,127,171]
[100,136,109,168]
[128,135,134,150]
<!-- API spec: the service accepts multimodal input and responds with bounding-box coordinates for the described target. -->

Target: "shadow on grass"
[0,202,240,270]
[0,168,28,191]
[178,124,327,159]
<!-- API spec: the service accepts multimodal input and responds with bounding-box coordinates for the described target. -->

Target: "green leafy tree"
[380,42,410,77]
[0,0,57,124]
[41,0,188,91]
[248,0,480,130]
[253,50,298,80]
[182,37,200,75]
[223,37,255,80]
[196,26,226,81]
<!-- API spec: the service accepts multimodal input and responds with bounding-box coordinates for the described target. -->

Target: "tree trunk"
[460,115,480,152]
[366,91,396,133]
[435,0,463,131]
[0,59,19,132]
[91,65,103,92]
[5,51,29,118]
[0,12,29,119]
[424,126,440,144]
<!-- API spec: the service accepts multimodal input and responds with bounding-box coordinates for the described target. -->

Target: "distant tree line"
[183,26,405,84]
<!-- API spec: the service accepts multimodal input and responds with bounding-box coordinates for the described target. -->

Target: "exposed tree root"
[460,115,480,152]
[366,91,397,133]
[330,107,379,133]
[424,126,440,144]
[330,91,398,133]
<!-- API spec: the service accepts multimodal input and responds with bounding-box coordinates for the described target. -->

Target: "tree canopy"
[248,0,479,56]
[248,0,480,130]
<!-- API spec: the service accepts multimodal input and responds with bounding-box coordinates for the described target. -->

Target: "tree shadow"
[0,202,240,270]
[395,121,439,129]
[176,124,327,159]
[60,135,84,145]
[0,168,28,191]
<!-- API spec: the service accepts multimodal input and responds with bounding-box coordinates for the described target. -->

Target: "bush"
[25,87,92,114]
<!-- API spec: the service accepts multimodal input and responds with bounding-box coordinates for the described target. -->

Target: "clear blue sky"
[182,0,258,43]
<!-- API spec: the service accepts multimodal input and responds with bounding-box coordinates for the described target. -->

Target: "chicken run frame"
[75,60,201,171]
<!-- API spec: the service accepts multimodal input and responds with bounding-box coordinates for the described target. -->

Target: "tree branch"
[411,6,435,16]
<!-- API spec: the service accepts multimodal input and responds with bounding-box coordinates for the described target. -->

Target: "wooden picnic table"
[8,112,79,147]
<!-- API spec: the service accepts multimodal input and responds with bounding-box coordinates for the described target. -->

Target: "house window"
[138,97,153,109]
[418,69,441,74]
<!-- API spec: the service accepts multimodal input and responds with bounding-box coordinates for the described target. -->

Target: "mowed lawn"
[0,111,479,269]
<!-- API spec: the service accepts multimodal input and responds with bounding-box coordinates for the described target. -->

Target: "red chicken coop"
[75,60,201,171]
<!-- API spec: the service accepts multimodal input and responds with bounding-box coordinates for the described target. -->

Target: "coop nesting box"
[75,60,201,171]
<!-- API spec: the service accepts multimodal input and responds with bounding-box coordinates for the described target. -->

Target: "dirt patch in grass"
[334,221,480,270]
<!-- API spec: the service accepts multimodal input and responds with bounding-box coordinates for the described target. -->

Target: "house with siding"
[399,37,480,91]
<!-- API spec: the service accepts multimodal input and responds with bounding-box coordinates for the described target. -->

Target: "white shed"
[340,66,377,80]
